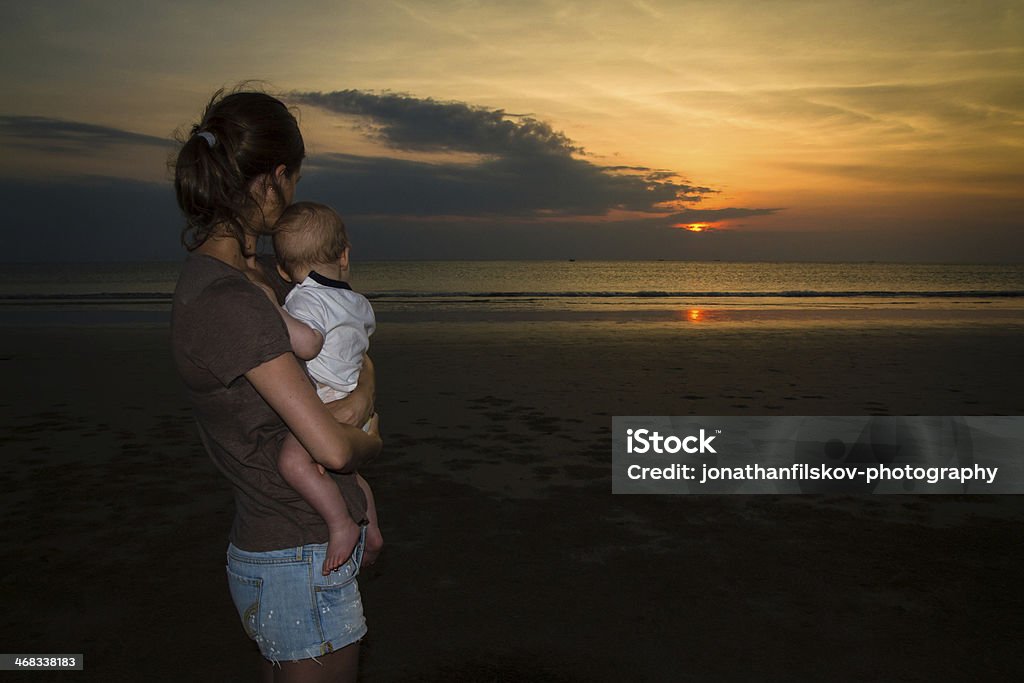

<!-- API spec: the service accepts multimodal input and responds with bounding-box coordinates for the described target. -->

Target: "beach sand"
[2,319,1023,681]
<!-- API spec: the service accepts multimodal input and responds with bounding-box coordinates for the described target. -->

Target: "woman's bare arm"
[246,352,381,472]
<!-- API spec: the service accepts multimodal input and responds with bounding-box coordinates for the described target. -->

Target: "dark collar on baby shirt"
[308,271,352,290]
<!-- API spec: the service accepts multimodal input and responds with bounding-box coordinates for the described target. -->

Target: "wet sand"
[1,318,1023,681]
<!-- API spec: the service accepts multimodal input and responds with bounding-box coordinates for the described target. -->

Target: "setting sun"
[676,223,713,232]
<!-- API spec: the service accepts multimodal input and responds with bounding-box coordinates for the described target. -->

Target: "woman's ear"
[249,172,276,206]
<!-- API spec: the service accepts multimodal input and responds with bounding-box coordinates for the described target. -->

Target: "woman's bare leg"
[260,642,359,683]
[260,656,275,683]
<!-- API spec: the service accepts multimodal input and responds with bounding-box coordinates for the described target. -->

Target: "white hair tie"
[196,131,216,147]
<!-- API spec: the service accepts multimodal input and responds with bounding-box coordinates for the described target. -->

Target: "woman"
[171,89,381,681]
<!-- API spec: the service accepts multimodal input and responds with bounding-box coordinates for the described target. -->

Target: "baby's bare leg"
[278,433,362,575]
[355,474,384,566]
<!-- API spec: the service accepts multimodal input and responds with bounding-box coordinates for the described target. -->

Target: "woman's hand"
[327,391,374,428]
[327,355,376,426]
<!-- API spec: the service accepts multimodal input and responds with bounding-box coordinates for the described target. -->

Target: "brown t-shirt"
[171,252,367,551]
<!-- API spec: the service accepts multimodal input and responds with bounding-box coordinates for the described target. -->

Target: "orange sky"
[1,1,1021,261]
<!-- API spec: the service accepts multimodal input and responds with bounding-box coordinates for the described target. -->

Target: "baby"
[271,201,382,575]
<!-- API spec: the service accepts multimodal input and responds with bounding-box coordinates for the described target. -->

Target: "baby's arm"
[247,278,324,360]
[275,307,323,361]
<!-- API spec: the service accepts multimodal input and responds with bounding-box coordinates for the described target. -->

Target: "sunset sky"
[1,0,1022,261]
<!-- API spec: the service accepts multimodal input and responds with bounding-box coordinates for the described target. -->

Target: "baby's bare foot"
[323,524,361,576]
[362,523,384,567]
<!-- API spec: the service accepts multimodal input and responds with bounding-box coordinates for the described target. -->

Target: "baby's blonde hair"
[273,202,350,281]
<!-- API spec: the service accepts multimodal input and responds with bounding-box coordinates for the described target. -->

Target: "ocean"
[2,260,1023,326]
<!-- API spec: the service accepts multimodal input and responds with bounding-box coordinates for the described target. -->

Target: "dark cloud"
[0,96,784,261]
[302,152,711,217]
[2,175,181,262]
[0,115,170,151]
[291,90,582,157]
[1,173,1019,263]
[292,89,733,218]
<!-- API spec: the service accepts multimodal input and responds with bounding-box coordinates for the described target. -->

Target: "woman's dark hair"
[174,88,304,252]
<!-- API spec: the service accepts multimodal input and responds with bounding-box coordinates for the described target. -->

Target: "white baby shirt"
[283,271,376,401]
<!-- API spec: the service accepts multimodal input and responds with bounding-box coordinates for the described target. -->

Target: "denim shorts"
[225,527,367,663]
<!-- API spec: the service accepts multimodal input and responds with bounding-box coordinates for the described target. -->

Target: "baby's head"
[273,202,350,282]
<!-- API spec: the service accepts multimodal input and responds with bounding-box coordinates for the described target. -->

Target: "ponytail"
[173,88,304,252]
